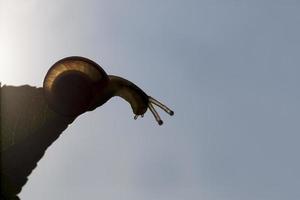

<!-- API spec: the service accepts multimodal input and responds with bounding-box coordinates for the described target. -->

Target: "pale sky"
[1,0,300,199]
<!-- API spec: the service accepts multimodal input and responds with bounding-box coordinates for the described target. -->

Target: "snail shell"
[43,56,109,116]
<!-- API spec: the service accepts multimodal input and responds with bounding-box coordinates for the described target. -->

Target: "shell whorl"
[43,56,109,116]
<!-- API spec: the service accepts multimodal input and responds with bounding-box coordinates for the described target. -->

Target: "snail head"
[99,75,174,125]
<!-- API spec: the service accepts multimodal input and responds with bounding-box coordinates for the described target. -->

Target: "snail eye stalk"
[149,96,174,116]
[148,103,163,125]
[148,96,174,125]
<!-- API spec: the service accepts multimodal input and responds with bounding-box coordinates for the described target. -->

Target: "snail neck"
[91,75,149,115]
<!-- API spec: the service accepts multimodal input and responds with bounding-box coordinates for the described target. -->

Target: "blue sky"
[1,0,300,199]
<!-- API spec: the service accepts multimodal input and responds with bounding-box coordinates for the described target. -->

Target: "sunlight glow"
[0,0,40,86]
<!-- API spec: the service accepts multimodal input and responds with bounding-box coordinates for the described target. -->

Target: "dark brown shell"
[43,56,109,116]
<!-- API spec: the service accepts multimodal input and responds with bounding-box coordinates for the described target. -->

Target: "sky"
[1,0,300,199]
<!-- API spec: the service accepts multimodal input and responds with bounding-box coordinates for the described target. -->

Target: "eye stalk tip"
[149,96,174,116]
[158,120,163,125]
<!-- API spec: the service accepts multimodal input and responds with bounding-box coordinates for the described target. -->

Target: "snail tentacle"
[146,96,174,125]
[148,96,174,116]
[148,102,163,125]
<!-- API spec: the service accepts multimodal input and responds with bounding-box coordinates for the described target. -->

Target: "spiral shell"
[43,56,109,116]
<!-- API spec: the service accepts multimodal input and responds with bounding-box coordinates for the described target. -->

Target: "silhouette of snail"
[44,56,174,124]
[0,56,173,199]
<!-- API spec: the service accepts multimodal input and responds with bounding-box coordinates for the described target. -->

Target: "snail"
[44,56,174,124]
[0,56,173,199]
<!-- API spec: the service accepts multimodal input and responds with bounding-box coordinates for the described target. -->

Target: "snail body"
[44,56,174,124]
[0,56,173,199]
